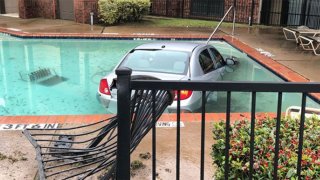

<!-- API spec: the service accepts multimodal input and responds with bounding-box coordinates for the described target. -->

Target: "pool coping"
[0,28,319,124]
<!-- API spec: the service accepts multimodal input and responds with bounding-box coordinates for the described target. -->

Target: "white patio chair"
[298,35,320,56]
[283,26,320,44]
[285,106,320,119]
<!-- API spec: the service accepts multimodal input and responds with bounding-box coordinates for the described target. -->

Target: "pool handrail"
[206,5,235,44]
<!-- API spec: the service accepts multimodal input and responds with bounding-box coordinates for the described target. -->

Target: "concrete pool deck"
[0,15,319,179]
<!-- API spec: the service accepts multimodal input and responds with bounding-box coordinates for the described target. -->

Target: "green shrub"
[98,0,150,25]
[212,116,320,179]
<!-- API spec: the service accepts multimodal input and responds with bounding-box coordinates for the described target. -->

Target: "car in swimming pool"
[97,42,238,113]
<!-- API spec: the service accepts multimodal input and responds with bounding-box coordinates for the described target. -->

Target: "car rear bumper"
[96,93,117,114]
[97,92,202,113]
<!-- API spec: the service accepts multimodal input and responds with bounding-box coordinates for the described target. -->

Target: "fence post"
[300,0,308,25]
[250,0,255,26]
[116,67,132,180]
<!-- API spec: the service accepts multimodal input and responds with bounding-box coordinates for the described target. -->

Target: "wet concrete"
[0,122,214,180]
[130,122,214,180]
[0,131,37,180]
[222,27,320,82]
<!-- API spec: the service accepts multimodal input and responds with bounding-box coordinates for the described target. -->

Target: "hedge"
[212,116,320,179]
[98,0,150,25]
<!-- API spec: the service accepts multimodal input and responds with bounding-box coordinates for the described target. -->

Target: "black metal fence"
[116,68,320,179]
[150,0,261,25]
[261,0,320,29]
[190,0,225,19]
[150,0,320,28]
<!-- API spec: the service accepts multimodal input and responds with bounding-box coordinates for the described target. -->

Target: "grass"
[124,15,248,28]
[0,153,7,161]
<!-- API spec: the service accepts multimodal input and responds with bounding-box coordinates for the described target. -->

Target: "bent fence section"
[116,67,320,180]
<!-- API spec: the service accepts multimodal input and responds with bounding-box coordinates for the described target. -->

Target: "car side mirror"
[224,56,238,73]
[225,56,239,66]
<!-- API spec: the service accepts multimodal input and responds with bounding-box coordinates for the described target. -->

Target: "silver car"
[97,42,237,113]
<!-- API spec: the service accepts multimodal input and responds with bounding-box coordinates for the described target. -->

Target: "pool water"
[0,34,319,115]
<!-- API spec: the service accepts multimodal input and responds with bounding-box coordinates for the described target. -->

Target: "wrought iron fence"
[150,0,320,28]
[150,0,184,17]
[190,0,225,19]
[261,0,320,29]
[116,67,320,179]
[150,0,260,25]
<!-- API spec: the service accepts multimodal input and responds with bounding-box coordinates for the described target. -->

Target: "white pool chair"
[285,106,320,119]
[283,26,320,44]
[298,35,320,56]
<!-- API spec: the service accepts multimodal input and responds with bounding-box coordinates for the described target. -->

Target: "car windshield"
[119,49,189,74]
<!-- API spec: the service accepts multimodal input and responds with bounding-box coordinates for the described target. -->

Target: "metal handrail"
[206,5,235,44]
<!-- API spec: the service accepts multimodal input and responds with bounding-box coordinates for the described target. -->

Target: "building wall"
[18,0,261,25]
[19,0,56,19]
[225,0,260,24]
[19,0,98,24]
[4,0,19,13]
[74,0,98,24]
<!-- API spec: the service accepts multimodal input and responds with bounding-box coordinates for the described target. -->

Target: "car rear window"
[119,50,189,74]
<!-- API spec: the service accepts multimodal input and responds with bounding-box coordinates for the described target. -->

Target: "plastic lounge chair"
[23,86,174,179]
[298,35,320,56]
[285,106,320,119]
[283,26,320,44]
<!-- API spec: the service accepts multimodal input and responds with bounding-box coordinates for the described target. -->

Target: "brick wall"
[19,0,98,24]
[74,0,98,24]
[19,0,56,19]
[224,0,260,24]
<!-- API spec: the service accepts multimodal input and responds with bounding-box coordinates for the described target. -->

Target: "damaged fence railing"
[23,69,174,179]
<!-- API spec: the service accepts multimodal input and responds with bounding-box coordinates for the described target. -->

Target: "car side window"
[199,49,214,74]
[210,48,225,69]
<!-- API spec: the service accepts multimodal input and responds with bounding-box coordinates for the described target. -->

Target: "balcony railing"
[115,67,320,180]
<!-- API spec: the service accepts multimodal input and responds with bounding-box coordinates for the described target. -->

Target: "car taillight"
[174,90,193,100]
[99,79,111,95]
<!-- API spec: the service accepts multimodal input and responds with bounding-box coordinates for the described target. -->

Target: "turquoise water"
[0,34,319,115]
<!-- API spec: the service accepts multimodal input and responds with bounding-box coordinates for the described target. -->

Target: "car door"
[195,48,222,102]
[197,48,222,82]
[209,47,226,79]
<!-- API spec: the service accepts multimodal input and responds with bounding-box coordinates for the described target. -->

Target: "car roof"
[134,42,206,52]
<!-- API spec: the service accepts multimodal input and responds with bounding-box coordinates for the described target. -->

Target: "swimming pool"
[0,34,319,115]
